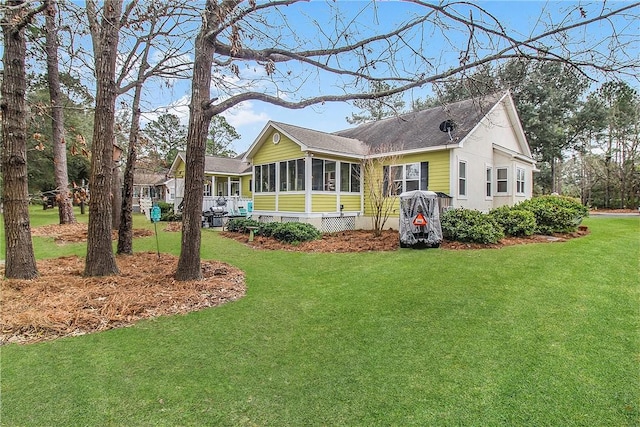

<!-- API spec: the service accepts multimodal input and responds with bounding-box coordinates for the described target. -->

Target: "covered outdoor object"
[399,190,443,248]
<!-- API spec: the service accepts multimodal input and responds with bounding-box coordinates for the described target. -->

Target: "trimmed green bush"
[271,222,321,244]
[489,205,537,237]
[258,221,282,238]
[157,201,181,221]
[516,195,588,234]
[226,218,260,233]
[441,208,504,244]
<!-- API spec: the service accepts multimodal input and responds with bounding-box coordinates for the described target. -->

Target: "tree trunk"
[84,0,123,277]
[175,2,217,281]
[1,0,38,279]
[117,22,152,255]
[112,168,122,229]
[45,0,76,225]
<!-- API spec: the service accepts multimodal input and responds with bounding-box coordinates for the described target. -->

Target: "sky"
[8,1,637,155]
[138,0,634,155]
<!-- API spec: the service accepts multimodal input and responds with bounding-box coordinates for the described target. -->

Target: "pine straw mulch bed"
[30,222,154,243]
[1,252,246,346]
[1,223,588,346]
[220,226,590,252]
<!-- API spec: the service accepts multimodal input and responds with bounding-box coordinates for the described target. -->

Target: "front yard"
[0,214,638,426]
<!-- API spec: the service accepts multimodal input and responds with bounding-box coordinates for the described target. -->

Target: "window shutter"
[420,162,429,190]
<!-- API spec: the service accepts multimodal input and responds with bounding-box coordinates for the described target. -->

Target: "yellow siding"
[174,159,185,177]
[278,194,305,212]
[253,130,303,164]
[363,150,451,217]
[254,195,276,211]
[312,194,337,212]
[340,195,361,211]
[241,176,252,197]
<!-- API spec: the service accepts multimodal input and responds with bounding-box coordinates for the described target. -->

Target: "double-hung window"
[516,167,526,194]
[383,162,429,196]
[496,167,508,193]
[458,161,467,197]
[486,167,492,198]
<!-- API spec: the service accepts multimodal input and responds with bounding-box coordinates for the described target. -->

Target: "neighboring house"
[171,91,536,232]
[133,172,172,214]
[168,153,252,214]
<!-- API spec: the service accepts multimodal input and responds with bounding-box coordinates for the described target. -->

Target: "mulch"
[0,252,246,345]
[1,223,589,345]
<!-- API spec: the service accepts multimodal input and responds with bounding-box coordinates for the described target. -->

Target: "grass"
[1,209,639,426]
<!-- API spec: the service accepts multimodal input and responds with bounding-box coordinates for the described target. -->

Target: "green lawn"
[1,210,639,426]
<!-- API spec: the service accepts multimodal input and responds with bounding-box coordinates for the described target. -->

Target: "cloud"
[222,101,270,127]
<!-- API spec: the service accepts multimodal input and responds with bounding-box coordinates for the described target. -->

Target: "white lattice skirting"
[321,216,356,233]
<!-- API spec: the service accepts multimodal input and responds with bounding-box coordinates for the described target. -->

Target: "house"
[168,153,252,215]
[132,172,173,214]
[171,91,536,232]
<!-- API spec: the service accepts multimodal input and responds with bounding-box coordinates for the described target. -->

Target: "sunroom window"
[312,159,336,191]
[340,162,361,192]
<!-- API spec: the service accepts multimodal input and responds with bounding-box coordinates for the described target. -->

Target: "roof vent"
[439,119,455,141]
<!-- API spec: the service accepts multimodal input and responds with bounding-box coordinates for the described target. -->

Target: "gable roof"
[243,122,368,160]
[334,92,505,152]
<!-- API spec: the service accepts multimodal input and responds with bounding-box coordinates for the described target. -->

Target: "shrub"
[516,195,588,234]
[226,218,260,233]
[271,222,321,244]
[489,205,536,237]
[441,208,504,244]
[258,222,282,238]
[156,201,181,221]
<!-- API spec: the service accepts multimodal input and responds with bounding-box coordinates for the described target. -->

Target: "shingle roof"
[204,155,251,175]
[334,92,505,152]
[271,122,369,156]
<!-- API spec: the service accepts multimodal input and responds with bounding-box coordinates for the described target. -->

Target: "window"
[486,167,492,197]
[340,162,361,192]
[254,163,276,193]
[458,161,467,197]
[497,167,508,193]
[203,180,212,197]
[383,162,429,196]
[231,179,240,196]
[312,159,336,191]
[279,159,305,192]
[516,167,526,194]
[216,180,228,197]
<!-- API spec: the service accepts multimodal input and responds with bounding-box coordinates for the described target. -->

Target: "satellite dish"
[439,119,455,141]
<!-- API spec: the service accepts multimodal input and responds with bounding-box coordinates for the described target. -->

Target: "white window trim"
[496,166,509,195]
[485,164,493,200]
[387,162,423,196]
[458,160,468,199]
[516,167,526,195]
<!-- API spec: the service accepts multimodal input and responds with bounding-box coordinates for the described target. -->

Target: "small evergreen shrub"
[258,222,282,238]
[489,205,536,237]
[226,218,260,233]
[157,201,181,221]
[516,195,588,234]
[441,208,504,244]
[271,222,321,244]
